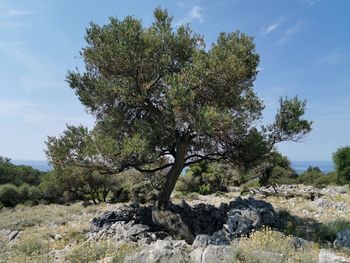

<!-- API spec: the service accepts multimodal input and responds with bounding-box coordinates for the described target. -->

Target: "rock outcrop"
[88,196,277,246]
[334,228,350,249]
[319,249,350,263]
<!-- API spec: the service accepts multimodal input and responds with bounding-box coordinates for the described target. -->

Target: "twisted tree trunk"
[155,137,187,210]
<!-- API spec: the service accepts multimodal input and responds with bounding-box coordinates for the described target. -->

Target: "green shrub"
[299,166,336,187]
[0,183,20,207]
[110,186,130,202]
[0,157,43,186]
[18,184,42,205]
[317,220,350,242]
[258,151,298,186]
[333,146,350,183]
[198,184,211,195]
[130,181,157,204]
[39,171,65,203]
[176,161,239,195]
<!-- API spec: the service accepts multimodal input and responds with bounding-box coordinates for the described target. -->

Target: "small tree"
[258,151,297,186]
[46,9,312,210]
[333,146,350,183]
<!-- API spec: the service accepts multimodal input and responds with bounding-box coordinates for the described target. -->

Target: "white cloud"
[277,20,305,45]
[0,21,29,29]
[175,6,204,26]
[6,8,32,17]
[261,17,285,35]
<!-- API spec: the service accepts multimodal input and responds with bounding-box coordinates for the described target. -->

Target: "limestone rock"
[319,249,350,263]
[192,234,211,249]
[334,228,350,249]
[152,209,194,243]
[0,229,20,242]
[201,245,236,263]
[124,240,190,263]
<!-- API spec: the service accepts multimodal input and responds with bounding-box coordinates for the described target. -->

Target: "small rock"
[319,249,350,263]
[292,237,311,249]
[193,234,211,249]
[210,229,231,246]
[127,224,150,236]
[334,228,350,249]
[8,230,20,241]
[201,245,236,263]
[54,234,63,241]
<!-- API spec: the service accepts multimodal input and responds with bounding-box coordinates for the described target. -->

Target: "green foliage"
[0,157,43,186]
[177,161,239,195]
[333,146,350,183]
[130,180,158,204]
[46,8,311,206]
[267,152,297,185]
[0,183,42,207]
[18,184,42,205]
[299,166,336,187]
[42,167,121,203]
[317,219,350,242]
[251,151,297,186]
[39,171,65,203]
[110,169,158,204]
[0,184,20,207]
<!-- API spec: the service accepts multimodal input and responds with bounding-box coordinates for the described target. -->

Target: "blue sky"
[0,0,349,162]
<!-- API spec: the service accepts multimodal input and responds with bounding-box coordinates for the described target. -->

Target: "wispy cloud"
[0,4,33,29]
[0,42,45,74]
[260,17,285,35]
[0,100,91,124]
[175,6,204,26]
[300,0,320,6]
[6,8,32,17]
[309,96,350,122]
[318,52,349,66]
[0,21,29,29]
[277,20,306,45]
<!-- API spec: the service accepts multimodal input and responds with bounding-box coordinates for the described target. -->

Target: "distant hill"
[11,160,52,172]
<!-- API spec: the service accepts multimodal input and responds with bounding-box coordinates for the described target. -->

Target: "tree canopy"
[46,8,312,209]
[333,146,350,183]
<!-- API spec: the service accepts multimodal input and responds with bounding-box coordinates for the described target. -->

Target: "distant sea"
[292,161,334,174]
[12,160,52,172]
[11,160,335,174]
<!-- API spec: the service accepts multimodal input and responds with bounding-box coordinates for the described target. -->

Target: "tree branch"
[135,162,174,173]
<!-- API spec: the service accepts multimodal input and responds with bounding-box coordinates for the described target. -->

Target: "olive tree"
[46,9,312,210]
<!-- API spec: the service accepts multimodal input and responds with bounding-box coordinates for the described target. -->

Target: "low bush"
[177,162,239,195]
[0,183,20,207]
[299,166,338,187]
[317,220,350,243]
[0,183,43,207]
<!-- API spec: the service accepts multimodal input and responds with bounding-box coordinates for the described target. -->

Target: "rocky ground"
[1,185,350,262]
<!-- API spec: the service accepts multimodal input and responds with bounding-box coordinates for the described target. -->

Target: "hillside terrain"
[1,185,350,262]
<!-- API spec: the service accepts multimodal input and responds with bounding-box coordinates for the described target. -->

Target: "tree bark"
[156,137,188,210]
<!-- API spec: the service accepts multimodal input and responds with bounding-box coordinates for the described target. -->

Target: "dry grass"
[1,186,350,262]
[235,228,319,263]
